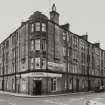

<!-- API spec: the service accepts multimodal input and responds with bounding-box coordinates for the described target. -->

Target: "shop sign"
[29,72,62,77]
[21,73,29,77]
[48,62,65,71]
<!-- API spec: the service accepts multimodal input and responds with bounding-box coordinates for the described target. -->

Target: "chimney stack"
[50,4,59,24]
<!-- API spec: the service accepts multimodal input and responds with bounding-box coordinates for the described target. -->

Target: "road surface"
[0,92,105,105]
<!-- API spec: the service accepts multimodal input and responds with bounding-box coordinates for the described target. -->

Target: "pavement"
[0,90,93,98]
[0,90,105,105]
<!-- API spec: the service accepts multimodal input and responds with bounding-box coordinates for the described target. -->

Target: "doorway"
[76,79,79,92]
[33,80,42,95]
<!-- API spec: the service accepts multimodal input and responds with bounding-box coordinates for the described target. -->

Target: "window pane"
[42,58,46,69]
[67,33,69,42]
[63,47,66,56]
[31,23,34,32]
[31,40,34,51]
[35,39,40,50]
[30,58,34,69]
[42,23,46,32]
[42,40,46,51]
[63,32,66,40]
[35,22,40,31]
[35,58,40,69]
[51,78,56,91]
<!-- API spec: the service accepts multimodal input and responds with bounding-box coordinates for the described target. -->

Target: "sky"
[0,0,105,49]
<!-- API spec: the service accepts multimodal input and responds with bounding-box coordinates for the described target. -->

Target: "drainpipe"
[15,34,17,93]
[2,44,4,91]
[87,42,90,91]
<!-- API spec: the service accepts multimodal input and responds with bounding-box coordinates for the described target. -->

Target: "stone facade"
[0,4,105,95]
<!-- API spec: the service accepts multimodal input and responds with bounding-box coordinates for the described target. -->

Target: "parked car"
[94,85,105,92]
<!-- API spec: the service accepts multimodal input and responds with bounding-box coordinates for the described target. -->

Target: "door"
[76,79,79,92]
[33,80,42,95]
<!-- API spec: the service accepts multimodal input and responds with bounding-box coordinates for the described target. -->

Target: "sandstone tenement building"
[0,4,105,95]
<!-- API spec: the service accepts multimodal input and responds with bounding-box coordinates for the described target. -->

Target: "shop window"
[35,22,40,31]
[42,23,46,32]
[31,40,34,51]
[30,58,34,70]
[69,79,72,90]
[6,79,9,89]
[31,23,34,32]
[12,79,15,90]
[21,78,27,92]
[51,78,56,91]
[65,80,67,89]
[82,80,85,88]
[35,39,40,50]
[35,58,40,69]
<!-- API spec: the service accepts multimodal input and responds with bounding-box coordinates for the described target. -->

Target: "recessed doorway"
[33,80,42,95]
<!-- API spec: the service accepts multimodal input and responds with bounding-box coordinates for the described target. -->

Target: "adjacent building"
[0,4,105,95]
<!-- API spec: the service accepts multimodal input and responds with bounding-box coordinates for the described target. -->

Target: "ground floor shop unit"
[0,72,105,95]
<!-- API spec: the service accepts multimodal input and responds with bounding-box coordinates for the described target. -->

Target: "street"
[0,92,105,105]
